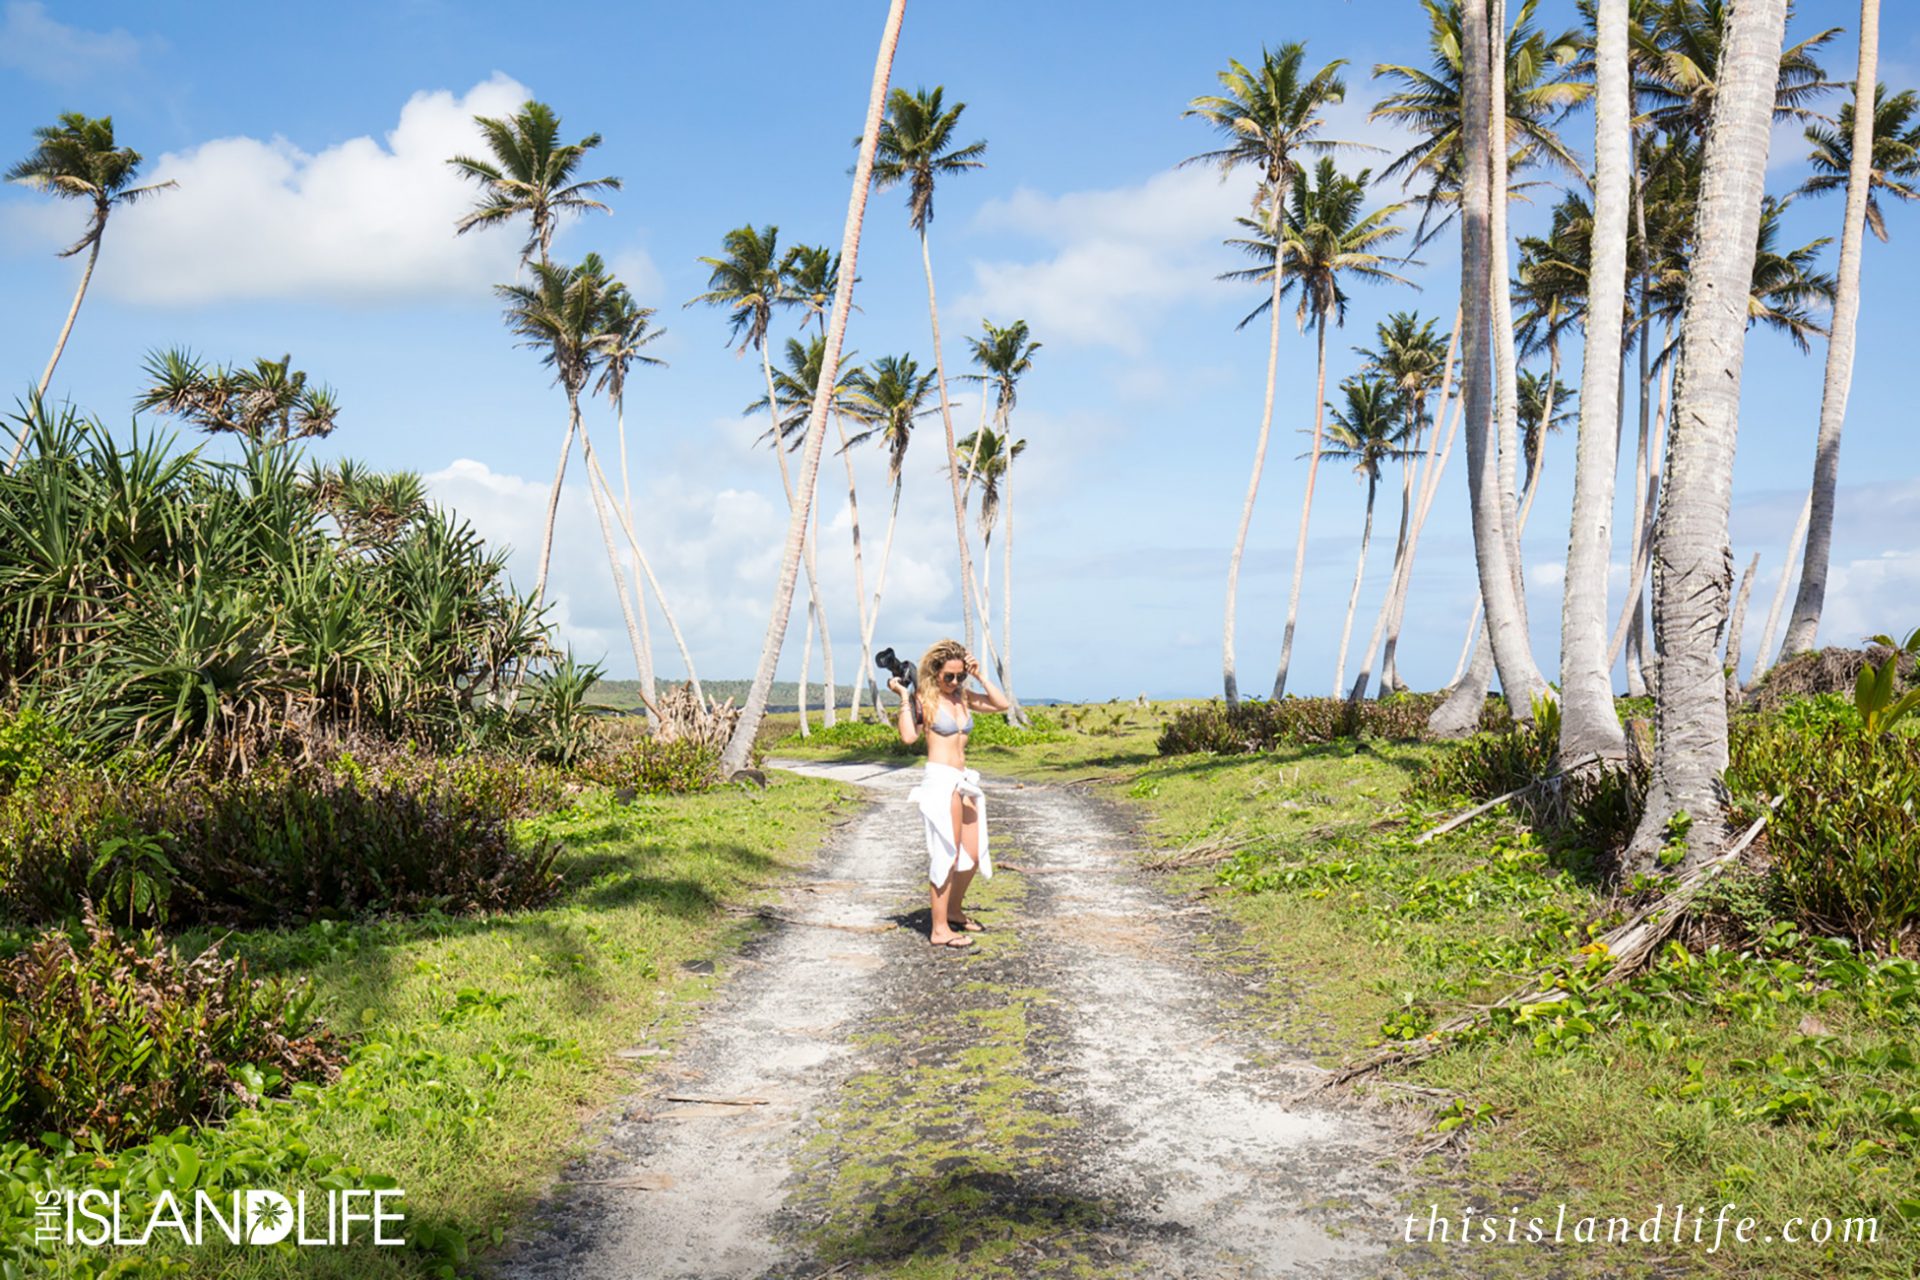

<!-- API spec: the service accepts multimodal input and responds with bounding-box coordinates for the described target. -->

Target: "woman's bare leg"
[948,796,980,927]
[929,790,971,945]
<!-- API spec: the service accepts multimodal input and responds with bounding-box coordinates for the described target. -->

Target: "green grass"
[793,702,1920,1278]
[9,771,855,1279]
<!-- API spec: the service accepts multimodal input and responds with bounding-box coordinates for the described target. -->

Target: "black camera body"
[875,647,916,694]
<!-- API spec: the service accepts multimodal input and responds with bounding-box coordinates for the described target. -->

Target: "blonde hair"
[917,639,968,721]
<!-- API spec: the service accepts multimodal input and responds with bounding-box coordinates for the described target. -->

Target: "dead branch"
[1413,754,1601,844]
[1329,795,1781,1087]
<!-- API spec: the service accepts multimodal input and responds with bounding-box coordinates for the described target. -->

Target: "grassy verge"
[13,771,854,1279]
[780,703,1918,1279]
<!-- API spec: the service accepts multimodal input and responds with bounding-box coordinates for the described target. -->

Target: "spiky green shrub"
[0,405,553,768]
[580,736,728,794]
[0,906,343,1149]
[1156,694,1505,755]
[0,763,562,928]
[1728,724,1920,951]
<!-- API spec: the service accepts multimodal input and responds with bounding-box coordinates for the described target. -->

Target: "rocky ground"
[498,758,1417,1279]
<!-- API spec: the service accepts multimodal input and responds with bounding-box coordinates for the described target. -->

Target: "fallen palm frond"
[1141,832,1258,871]
[1329,795,1782,1086]
[1412,753,1602,844]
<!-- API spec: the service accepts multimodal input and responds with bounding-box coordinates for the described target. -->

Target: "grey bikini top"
[929,698,973,736]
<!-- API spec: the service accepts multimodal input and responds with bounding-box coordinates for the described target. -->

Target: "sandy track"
[497,758,1412,1279]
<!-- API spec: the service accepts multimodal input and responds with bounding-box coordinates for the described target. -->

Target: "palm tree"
[1558,0,1634,763]
[716,0,905,779]
[955,426,1026,707]
[1782,16,1894,660]
[496,255,658,718]
[844,354,939,704]
[1637,0,1837,140]
[7,113,175,463]
[1220,159,1414,700]
[962,319,1041,721]
[749,336,871,719]
[1184,42,1350,705]
[1628,0,1791,871]
[1319,375,1409,695]
[447,101,620,268]
[690,223,836,726]
[1800,81,1920,241]
[1355,311,1452,696]
[868,85,987,655]
[1515,368,1575,498]
[585,283,707,715]
[1431,0,1552,736]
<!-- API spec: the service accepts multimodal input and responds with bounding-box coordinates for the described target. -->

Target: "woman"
[887,638,1010,948]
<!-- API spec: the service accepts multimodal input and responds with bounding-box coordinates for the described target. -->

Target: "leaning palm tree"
[1184,42,1350,705]
[447,101,620,268]
[1221,159,1414,700]
[496,256,658,717]
[844,354,939,707]
[1628,0,1792,870]
[1781,24,1897,660]
[868,86,987,655]
[1374,0,1586,632]
[1319,375,1409,695]
[7,113,175,462]
[690,223,836,726]
[963,319,1041,723]
[956,426,1026,694]
[1356,311,1451,695]
[1560,9,1634,764]
[719,0,906,777]
[585,283,708,714]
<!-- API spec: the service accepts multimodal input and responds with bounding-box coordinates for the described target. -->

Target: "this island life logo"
[34,1187,407,1248]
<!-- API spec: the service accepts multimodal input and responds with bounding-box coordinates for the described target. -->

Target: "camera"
[875,647,915,693]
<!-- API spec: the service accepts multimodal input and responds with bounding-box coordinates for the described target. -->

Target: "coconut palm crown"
[448,100,621,266]
[867,87,987,232]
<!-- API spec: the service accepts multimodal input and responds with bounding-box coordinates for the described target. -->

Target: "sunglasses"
[939,671,966,684]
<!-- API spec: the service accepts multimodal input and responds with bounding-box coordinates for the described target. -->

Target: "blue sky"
[4,0,1917,701]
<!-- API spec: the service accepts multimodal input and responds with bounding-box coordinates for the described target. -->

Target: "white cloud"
[6,74,594,306]
[954,165,1256,353]
[0,2,149,84]
[423,442,961,682]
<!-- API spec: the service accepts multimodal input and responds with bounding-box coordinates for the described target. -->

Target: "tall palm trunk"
[1628,0,1790,870]
[1725,550,1761,699]
[1608,353,1673,664]
[582,442,706,707]
[573,405,662,721]
[1002,453,1024,725]
[615,402,657,723]
[721,0,903,777]
[1333,472,1380,696]
[531,415,577,605]
[1349,437,1414,701]
[1623,198,1659,697]
[859,475,906,716]
[839,414,878,721]
[10,229,104,470]
[918,230,979,654]
[1559,0,1632,763]
[1377,309,1463,693]
[1488,0,1529,612]
[1780,0,1880,659]
[1224,199,1287,706]
[1272,311,1331,700]
[761,341,836,727]
[1749,490,1810,687]
[1432,0,1546,736]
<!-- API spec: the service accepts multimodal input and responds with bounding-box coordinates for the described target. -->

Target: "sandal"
[947,917,985,933]
[930,934,976,949]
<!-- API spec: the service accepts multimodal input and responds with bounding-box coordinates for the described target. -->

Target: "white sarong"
[908,762,991,887]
